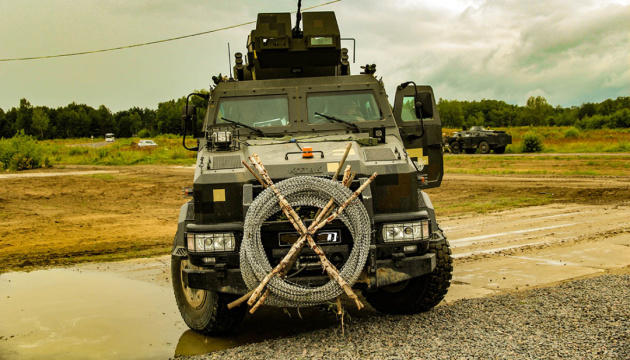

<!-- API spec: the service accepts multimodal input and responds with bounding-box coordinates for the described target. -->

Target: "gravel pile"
[185,274,629,359]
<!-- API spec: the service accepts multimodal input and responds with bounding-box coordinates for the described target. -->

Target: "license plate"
[279,231,340,246]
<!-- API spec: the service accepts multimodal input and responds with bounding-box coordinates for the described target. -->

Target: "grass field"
[40,135,198,166]
[443,127,630,153]
[444,154,630,176]
[2,127,628,171]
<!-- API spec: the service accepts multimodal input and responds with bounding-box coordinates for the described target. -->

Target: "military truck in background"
[446,126,512,154]
[171,8,452,335]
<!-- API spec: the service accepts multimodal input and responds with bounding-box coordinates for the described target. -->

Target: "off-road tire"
[364,237,453,314]
[171,257,246,335]
[478,141,490,154]
[493,146,506,154]
[464,148,476,154]
[450,142,461,154]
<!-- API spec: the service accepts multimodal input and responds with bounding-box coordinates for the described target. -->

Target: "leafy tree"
[577,102,597,119]
[89,105,116,137]
[117,115,133,138]
[611,108,630,128]
[157,97,187,135]
[0,107,14,138]
[524,96,553,126]
[437,99,464,128]
[15,98,33,135]
[31,108,49,139]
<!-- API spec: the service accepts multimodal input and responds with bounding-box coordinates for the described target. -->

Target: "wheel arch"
[173,201,194,250]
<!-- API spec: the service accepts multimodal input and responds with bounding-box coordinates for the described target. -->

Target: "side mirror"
[181,104,196,134]
[414,92,434,119]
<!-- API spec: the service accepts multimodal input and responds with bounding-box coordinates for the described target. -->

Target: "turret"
[233,12,350,80]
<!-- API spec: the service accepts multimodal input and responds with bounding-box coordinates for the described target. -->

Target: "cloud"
[0,0,628,111]
[332,0,629,106]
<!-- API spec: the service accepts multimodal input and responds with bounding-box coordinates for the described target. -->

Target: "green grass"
[443,127,630,153]
[443,154,630,176]
[38,135,198,167]
[89,173,115,180]
[436,195,555,215]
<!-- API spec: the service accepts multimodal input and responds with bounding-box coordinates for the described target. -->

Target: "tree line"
[0,93,628,140]
[0,91,207,140]
[437,96,630,130]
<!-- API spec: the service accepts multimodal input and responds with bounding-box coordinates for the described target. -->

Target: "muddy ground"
[1,158,629,359]
[1,159,629,273]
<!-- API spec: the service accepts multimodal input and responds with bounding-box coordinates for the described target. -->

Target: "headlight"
[211,131,232,144]
[186,233,236,252]
[382,220,430,242]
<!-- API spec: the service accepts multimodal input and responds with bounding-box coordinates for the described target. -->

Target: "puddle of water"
[0,269,187,359]
[0,268,366,359]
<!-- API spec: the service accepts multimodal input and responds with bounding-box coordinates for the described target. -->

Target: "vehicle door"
[392,85,443,189]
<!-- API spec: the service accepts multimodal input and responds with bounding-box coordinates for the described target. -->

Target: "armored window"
[306,91,382,124]
[401,96,417,122]
[215,95,289,128]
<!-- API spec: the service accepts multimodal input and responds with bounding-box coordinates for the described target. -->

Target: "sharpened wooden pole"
[242,160,267,188]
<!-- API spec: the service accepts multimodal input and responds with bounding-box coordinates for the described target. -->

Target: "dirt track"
[1,164,629,273]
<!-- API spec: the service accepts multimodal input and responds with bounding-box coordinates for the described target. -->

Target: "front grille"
[211,155,242,169]
[364,148,396,161]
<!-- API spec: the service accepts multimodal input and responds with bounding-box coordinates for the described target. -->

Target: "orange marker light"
[302,146,314,158]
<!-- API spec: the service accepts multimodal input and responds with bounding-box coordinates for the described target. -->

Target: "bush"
[564,127,580,138]
[0,132,46,171]
[521,131,544,153]
[137,129,151,138]
[97,148,109,160]
[68,147,89,156]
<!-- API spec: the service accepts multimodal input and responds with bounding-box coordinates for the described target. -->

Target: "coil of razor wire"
[240,176,371,307]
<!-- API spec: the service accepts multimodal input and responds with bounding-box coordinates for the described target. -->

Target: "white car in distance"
[138,139,158,148]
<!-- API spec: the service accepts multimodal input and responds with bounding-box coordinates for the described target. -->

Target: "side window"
[400,96,417,122]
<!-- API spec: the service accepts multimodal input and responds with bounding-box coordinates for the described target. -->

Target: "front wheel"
[479,141,491,154]
[450,142,461,154]
[171,257,246,335]
[364,238,453,314]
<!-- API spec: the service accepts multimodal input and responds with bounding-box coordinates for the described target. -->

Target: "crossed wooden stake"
[228,143,378,314]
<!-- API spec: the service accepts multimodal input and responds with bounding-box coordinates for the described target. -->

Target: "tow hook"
[392,253,405,268]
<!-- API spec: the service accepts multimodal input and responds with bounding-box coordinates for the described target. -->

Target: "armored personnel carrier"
[171,8,452,335]
[446,126,512,154]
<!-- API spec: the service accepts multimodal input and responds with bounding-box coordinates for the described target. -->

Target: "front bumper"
[181,250,436,295]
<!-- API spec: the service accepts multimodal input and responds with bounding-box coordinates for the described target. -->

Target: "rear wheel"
[364,238,453,314]
[479,141,490,154]
[171,257,246,335]
[450,142,460,154]
[493,146,506,154]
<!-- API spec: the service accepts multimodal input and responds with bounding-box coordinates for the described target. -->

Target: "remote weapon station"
[173,5,452,334]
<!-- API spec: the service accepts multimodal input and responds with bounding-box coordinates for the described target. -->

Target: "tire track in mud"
[441,204,630,302]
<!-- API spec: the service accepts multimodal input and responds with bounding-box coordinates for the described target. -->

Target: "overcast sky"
[1,0,628,112]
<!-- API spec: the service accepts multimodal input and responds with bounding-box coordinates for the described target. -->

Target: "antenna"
[228,43,233,80]
[292,0,303,38]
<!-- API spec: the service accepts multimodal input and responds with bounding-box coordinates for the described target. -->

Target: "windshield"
[215,95,289,128]
[307,91,382,124]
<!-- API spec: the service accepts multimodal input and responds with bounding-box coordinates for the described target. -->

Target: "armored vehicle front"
[171,9,452,335]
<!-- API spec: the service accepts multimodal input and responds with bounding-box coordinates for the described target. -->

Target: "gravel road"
[184,274,629,359]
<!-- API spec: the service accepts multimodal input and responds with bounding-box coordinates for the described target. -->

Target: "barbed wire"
[0,0,342,62]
